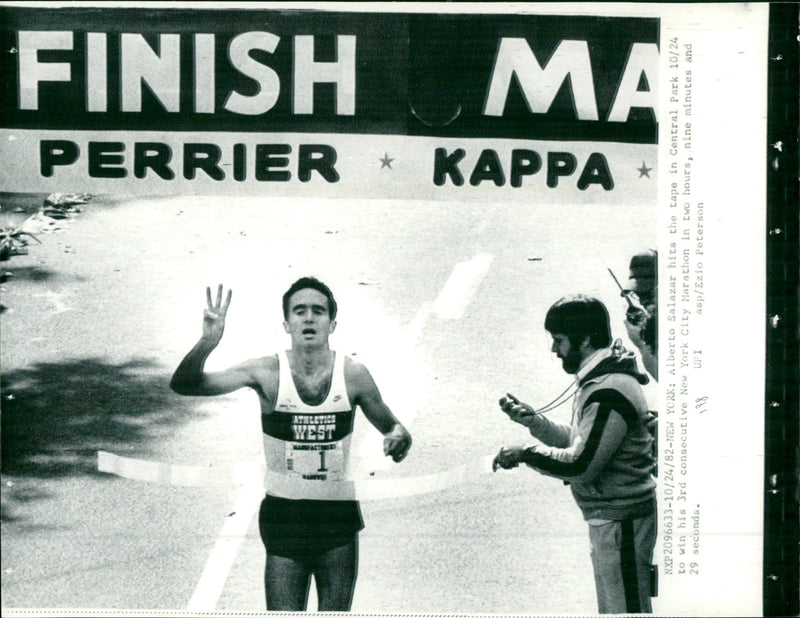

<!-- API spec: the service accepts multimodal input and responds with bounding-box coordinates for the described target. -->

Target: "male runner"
[171,277,412,611]
[493,295,656,614]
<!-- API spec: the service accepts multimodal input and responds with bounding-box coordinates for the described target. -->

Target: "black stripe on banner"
[620,518,641,613]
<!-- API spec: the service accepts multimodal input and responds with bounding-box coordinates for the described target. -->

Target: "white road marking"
[97,450,263,611]
[432,253,494,319]
[186,484,264,612]
[356,253,493,468]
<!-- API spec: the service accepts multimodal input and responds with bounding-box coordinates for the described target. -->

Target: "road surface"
[1,193,656,614]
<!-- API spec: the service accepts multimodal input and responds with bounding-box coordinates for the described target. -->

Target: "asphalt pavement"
[1,193,656,614]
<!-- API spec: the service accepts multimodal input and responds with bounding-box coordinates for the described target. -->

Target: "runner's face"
[283,288,335,346]
[551,333,583,374]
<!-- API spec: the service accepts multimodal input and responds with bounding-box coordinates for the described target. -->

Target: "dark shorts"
[258,494,364,561]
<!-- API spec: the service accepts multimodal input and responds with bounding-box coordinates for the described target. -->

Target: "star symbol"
[637,161,652,178]
[379,153,394,170]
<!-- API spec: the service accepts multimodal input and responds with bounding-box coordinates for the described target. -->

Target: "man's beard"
[561,347,583,374]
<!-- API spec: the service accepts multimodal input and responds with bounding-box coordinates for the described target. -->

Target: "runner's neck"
[288,348,333,375]
[287,348,335,405]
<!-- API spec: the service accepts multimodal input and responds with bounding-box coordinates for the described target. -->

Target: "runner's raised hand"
[202,284,232,344]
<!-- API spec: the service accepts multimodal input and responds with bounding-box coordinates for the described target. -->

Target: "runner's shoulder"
[234,354,279,382]
[343,354,369,377]
[242,354,280,399]
[344,356,372,386]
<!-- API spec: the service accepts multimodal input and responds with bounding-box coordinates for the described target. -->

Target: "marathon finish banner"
[0,6,658,202]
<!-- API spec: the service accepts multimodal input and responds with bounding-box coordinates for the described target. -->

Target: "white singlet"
[261,350,357,501]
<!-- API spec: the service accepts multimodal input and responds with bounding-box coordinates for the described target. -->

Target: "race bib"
[284,442,345,481]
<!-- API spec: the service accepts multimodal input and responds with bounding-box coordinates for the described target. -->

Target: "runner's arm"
[347,360,411,462]
[170,341,258,395]
[170,284,258,396]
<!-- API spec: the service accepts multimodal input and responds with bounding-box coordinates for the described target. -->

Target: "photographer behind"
[493,295,657,614]
[622,249,657,381]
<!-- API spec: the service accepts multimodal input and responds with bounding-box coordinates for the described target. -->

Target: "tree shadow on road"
[1,266,61,283]
[1,357,206,519]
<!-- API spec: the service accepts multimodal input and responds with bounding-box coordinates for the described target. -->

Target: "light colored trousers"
[588,512,657,614]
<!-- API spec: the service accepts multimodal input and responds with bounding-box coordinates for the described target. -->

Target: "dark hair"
[628,249,658,304]
[544,295,611,349]
[628,249,657,280]
[282,277,338,320]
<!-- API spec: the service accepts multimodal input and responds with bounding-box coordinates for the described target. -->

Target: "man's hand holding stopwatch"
[499,392,538,428]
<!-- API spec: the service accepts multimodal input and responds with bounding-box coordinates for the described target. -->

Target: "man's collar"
[575,347,613,383]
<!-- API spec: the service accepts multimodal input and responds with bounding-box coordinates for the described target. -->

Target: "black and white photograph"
[0,2,794,616]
